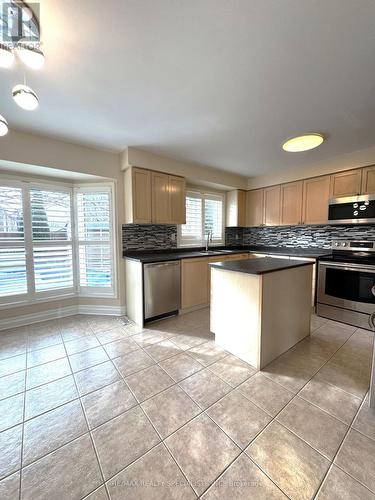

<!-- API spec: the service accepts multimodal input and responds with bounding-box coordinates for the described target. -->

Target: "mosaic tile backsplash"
[123,224,178,250]
[242,224,375,248]
[124,224,375,252]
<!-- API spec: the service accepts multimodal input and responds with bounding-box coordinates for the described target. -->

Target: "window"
[0,180,116,306]
[76,187,115,296]
[0,185,27,298]
[179,190,224,246]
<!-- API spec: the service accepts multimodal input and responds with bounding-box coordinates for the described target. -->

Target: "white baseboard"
[0,305,126,331]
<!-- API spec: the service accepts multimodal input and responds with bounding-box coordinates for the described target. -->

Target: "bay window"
[0,179,116,306]
[179,190,224,246]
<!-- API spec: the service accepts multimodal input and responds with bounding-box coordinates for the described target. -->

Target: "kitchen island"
[210,257,314,369]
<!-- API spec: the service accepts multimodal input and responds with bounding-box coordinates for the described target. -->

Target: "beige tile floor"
[0,309,374,499]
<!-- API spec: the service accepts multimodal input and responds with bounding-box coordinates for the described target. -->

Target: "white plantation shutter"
[204,195,223,242]
[179,190,224,246]
[180,192,203,245]
[76,187,114,295]
[0,185,27,298]
[30,188,74,293]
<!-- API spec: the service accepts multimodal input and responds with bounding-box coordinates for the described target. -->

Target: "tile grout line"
[313,392,372,497]
[18,334,28,500]
[59,324,110,500]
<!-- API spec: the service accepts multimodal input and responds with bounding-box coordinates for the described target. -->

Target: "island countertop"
[209,256,314,275]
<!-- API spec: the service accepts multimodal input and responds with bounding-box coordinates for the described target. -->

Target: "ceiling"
[1,0,375,176]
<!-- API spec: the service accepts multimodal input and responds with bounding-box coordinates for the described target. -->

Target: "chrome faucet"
[205,230,213,251]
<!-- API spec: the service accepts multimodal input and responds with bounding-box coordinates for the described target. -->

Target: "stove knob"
[334,242,340,247]
[353,210,359,216]
[342,242,347,247]
[353,203,358,208]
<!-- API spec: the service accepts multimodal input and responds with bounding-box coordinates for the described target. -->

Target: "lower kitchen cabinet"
[181,258,209,309]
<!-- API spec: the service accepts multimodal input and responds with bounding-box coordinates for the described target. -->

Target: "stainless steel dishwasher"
[143,261,181,321]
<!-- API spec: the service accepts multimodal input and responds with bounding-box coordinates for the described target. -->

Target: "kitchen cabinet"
[263,185,281,226]
[246,189,264,227]
[226,190,246,227]
[280,181,303,225]
[361,165,375,195]
[181,258,209,309]
[124,167,152,224]
[124,167,185,224]
[152,172,170,224]
[302,175,330,225]
[330,169,362,198]
[169,175,186,224]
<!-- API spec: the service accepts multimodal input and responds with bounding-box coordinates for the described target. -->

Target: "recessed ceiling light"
[16,44,45,69]
[0,44,15,68]
[0,115,9,136]
[12,84,39,111]
[282,133,324,152]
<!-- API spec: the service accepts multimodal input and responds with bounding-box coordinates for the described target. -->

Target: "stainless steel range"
[317,240,375,330]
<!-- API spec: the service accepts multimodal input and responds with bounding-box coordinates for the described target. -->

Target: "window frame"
[178,188,225,247]
[0,178,117,309]
[74,183,117,298]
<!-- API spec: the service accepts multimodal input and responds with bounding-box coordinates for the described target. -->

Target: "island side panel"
[260,264,313,368]
[210,267,262,369]
[125,259,144,327]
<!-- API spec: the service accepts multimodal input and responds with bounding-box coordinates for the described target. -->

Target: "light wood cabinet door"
[302,175,330,224]
[169,175,186,224]
[151,172,170,224]
[226,190,246,227]
[132,168,152,224]
[237,190,247,226]
[263,185,281,226]
[280,181,303,225]
[246,189,264,226]
[181,258,209,309]
[361,165,375,194]
[330,169,362,198]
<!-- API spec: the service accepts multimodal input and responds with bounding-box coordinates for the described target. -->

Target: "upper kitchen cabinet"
[226,190,246,227]
[263,185,281,226]
[169,175,186,224]
[246,189,264,226]
[361,165,375,194]
[330,169,362,198]
[124,167,186,224]
[152,171,171,224]
[124,167,152,224]
[280,181,303,225]
[302,175,330,225]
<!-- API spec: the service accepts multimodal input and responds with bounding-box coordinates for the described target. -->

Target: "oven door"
[318,261,375,314]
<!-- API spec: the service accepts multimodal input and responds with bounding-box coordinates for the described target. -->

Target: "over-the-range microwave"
[328,194,375,224]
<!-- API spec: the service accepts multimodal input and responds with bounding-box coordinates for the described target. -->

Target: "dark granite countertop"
[209,257,314,275]
[123,247,249,263]
[245,246,331,259]
[123,245,331,263]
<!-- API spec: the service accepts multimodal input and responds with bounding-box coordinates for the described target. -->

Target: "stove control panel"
[332,240,375,252]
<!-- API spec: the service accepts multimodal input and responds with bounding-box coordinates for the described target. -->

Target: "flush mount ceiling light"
[16,43,45,69]
[0,44,15,68]
[282,133,324,152]
[0,115,9,136]
[12,84,39,110]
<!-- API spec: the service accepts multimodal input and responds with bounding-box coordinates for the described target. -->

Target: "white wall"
[124,147,248,190]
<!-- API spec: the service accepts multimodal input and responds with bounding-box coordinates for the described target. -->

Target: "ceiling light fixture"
[12,84,39,110]
[0,115,9,136]
[282,133,324,152]
[0,44,15,68]
[16,43,45,69]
